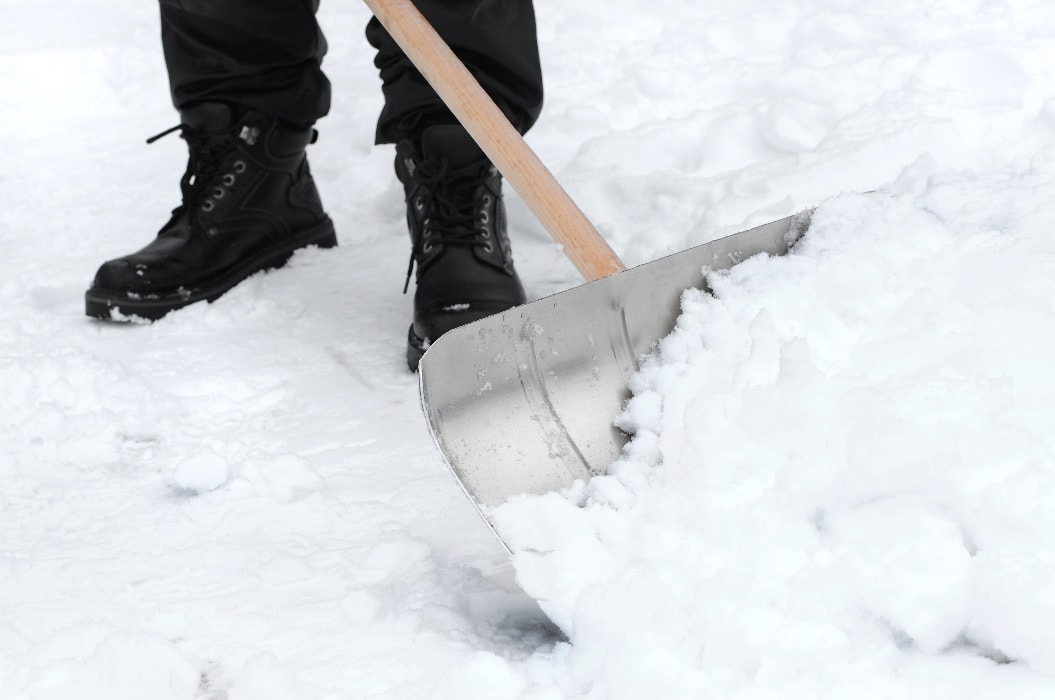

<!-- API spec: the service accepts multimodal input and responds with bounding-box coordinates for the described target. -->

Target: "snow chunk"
[171,447,230,493]
[23,633,199,700]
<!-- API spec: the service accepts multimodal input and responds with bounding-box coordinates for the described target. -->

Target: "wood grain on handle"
[363,0,627,281]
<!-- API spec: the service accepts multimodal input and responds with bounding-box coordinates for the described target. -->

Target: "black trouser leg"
[366,0,543,144]
[159,0,331,125]
[158,0,543,139]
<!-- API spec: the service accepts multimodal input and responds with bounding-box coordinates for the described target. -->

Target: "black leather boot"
[397,125,527,371]
[85,103,336,320]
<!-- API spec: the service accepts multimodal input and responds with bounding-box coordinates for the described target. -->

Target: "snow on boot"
[85,103,336,321]
[397,124,527,371]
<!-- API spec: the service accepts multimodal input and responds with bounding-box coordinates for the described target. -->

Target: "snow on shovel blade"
[419,210,812,515]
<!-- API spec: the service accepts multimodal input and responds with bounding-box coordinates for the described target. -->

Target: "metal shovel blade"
[419,210,811,512]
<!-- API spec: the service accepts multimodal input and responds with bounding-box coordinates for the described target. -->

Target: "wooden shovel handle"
[363,0,627,281]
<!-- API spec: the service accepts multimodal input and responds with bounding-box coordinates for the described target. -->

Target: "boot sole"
[407,324,429,372]
[85,218,337,321]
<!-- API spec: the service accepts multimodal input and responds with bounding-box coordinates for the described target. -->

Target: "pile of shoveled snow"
[492,162,1055,698]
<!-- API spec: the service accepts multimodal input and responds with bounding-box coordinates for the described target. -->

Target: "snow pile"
[494,167,1055,696]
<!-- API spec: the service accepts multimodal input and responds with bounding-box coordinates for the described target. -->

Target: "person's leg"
[161,0,331,125]
[367,0,543,369]
[366,0,542,144]
[85,0,335,321]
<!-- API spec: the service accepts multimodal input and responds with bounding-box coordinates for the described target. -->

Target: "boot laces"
[147,124,239,218]
[403,158,491,293]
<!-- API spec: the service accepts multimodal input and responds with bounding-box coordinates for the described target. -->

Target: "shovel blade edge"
[419,211,812,511]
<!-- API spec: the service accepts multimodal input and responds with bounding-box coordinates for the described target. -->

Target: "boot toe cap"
[414,304,490,343]
[412,295,525,345]
[92,258,145,292]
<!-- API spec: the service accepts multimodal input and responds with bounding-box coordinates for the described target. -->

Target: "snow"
[2,0,1054,698]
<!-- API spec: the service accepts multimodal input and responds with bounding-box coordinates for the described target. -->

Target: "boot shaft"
[395,125,516,281]
[171,103,323,231]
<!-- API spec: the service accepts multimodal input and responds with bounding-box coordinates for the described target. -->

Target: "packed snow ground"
[2,0,1054,698]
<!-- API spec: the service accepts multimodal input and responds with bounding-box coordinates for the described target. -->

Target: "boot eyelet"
[414,196,425,211]
[233,160,247,173]
[423,242,434,253]
[212,187,225,199]
[201,200,215,212]
[479,211,490,224]
[480,230,492,239]
[223,173,236,186]
[482,242,494,253]
[482,194,492,206]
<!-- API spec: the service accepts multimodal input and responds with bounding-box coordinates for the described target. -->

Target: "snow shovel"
[365,0,811,514]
